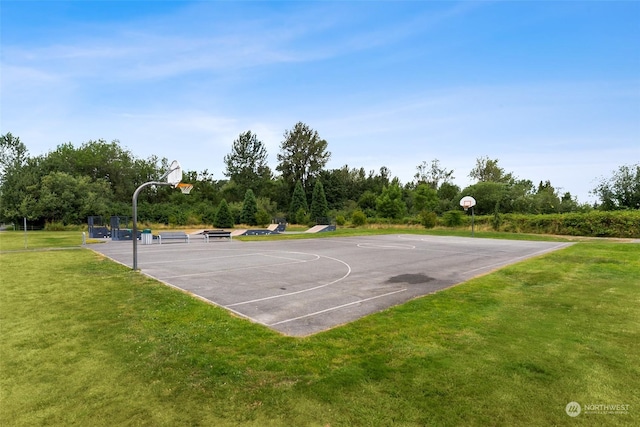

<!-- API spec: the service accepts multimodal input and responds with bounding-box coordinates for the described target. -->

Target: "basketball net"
[177,183,193,194]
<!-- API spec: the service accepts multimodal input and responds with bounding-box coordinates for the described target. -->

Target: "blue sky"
[1,0,639,203]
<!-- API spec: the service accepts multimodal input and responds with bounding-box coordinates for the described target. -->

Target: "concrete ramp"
[305,225,335,233]
[269,223,287,232]
[232,225,286,236]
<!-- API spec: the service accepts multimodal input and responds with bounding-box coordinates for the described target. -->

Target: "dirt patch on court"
[387,273,435,285]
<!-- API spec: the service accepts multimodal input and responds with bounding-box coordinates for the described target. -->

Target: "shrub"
[475,211,640,238]
[44,221,82,231]
[443,210,464,227]
[420,211,437,229]
[44,221,66,231]
[255,209,271,228]
[336,215,346,226]
[295,208,310,226]
[351,210,367,227]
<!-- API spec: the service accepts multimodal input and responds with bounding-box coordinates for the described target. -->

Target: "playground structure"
[88,216,336,240]
[88,216,292,240]
[87,216,141,241]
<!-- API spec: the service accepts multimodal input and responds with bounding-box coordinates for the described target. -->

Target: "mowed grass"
[0,230,99,251]
[1,235,638,425]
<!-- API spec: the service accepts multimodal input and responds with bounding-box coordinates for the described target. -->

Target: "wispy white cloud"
[1,1,637,204]
[2,0,480,84]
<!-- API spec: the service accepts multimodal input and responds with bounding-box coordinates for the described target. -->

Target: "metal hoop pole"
[132,181,172,270]
[471,206,475,237]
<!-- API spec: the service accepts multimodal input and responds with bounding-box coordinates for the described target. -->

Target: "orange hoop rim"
[176,182,193,194]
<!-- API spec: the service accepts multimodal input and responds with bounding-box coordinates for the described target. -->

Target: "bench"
[158,231,190,244]
[203,229,232,242]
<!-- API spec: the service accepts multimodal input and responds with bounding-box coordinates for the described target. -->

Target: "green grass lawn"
[0,232,638,426]
[0,230,97,251]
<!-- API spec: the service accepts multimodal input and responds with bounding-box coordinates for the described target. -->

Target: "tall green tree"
[357,191,377,214]
[276,122,331,194]
[214,199,234,228]
[412,183,439,213]
[460,181,508,215]
[310,180,329,223]
[31,172,112,224]
[365,167,391,195]
[532,180,561,214]
[240,189,258,225]
[40,139,146,202]
[376,180,406,219]
[414,159,454,189]
[223,131,271,197]
[469,156,513,183]
[592,164,640,210]
[0,133,35,222]
[0,133,28,182]
[289,180,308,223]
[435,182,461,214]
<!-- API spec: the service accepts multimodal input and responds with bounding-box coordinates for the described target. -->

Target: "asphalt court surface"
[91,235,572,336]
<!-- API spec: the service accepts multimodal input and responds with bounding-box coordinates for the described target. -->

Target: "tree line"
[1,126,638,228]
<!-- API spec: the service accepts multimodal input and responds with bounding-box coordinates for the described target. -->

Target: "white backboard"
[166,160,182,187]
[459,195,476,209]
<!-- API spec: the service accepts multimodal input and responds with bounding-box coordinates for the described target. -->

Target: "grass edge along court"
[1,236,638,426]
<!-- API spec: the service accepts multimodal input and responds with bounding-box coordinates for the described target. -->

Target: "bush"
[336,215,346,226]
[44,221,65,231]
[295,208,310,226]
[420,211,437,229]
[443,210,464,227]
[255,210,271,227]
[351,210,367,227]
[44,221,83,231]
[474,211,640,238]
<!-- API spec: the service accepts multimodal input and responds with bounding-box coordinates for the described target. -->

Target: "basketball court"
[91,234,572,336]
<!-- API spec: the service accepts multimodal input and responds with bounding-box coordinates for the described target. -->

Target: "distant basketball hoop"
[459,195,476,211]
[459,196,477,237]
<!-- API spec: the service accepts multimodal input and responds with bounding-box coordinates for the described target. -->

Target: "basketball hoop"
[177,183,193,194]
[459,196,476,211]
[459,195,477,237]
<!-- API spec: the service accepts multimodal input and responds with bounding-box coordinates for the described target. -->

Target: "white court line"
[142,251,316,265]
[143,274,272,328]
[393,235,511,257]
[268,288,407,326]
[357,243,416,249]
[226,255,352,307]
[259,252,319,262]
[142,252,268,265]
[161,255,320,279]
